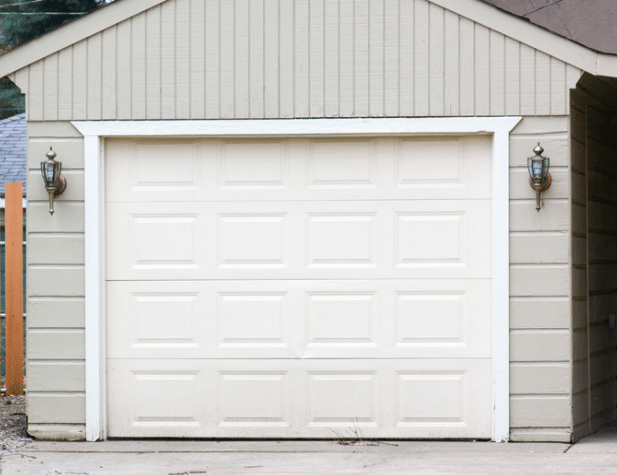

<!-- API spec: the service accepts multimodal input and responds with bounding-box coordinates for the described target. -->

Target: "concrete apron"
[2,429,617,475]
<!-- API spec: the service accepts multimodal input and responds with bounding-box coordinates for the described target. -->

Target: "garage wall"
[25,122,86,440]
[570,77,617,442]
[24,116,576,441]
[509,117,572,443]
[10,0,581,121]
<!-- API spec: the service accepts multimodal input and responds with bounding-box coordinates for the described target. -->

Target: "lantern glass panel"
[532,159,543,178]
[542,157,550,177]
[41,161,61,184]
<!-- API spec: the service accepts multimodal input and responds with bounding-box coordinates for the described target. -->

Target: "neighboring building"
[0,0,615,443]
[0,113,26,196]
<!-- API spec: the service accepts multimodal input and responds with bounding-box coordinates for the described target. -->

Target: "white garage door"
[105,135,493,438]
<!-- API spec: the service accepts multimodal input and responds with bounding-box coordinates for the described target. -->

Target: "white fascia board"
[0,0,167,79]
[432,0,617,77]
[73,117,521,137]
[74,117,520,442]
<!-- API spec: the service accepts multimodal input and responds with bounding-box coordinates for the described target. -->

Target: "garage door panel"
[106,135,493,439]
[107,200,490,281]
[106,202,212,278]
[106,139,211,203]
[107,279,490,360]
[106,137,491,204]
[107,358,491,438]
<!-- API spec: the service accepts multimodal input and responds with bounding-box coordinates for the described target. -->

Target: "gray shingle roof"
[0,113,26,196]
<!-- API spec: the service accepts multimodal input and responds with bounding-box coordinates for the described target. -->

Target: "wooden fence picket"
[5,182,23,395]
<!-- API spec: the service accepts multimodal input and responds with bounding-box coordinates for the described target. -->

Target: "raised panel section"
[397,139,462,186]
[219,141,288,190]
[397,372,465,424]
[308,139,376,189]
[307,292,375,347]
[106,140,204,202]
[307,213,376,268]
[396,213,465,266]
[131,372,200,426]
[132,215,200,269]
[218,214,288,268]
[393,137,492,198]
[131,144,200,190]
[107,203,208,280]
[131,293,200,347]
[107,358,492,438]
[308,373,377,426]
[106,282,209,359]
[218,372,289,427]
[396,292,465,345]
[218,293,288,347]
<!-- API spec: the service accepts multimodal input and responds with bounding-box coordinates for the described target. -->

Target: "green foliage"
[0,0,104,51]
[0,0,107,119]
[0,79,23,120]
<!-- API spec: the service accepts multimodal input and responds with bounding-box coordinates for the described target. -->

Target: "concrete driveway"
[3,427,617,475]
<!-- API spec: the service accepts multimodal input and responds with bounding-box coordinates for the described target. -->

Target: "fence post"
[5,182,23,395]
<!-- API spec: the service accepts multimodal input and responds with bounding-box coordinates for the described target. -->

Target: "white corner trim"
[491,118,521,442]
[83,134,104,442]
[74,117,521,442]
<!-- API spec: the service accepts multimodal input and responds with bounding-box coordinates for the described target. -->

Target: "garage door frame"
[73,117,522,442]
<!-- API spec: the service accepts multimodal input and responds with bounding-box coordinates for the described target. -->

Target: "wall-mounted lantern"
[40,147,66,215]
[528,143,551,212]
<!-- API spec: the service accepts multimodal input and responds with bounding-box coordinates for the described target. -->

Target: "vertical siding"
[145,6,161,119]
[12,0,583,120]
[116,20,132,120]
[101,27,117,120]
[250,0,265,118]
[264,0,279,117]
[309,0,325,117]
[42,54,58,120]
[443,10,459,116]
[205,0,220,118]
[509,117,573,443]
[324,0,339,116]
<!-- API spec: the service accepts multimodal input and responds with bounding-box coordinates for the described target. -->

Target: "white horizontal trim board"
[73,117,521,442]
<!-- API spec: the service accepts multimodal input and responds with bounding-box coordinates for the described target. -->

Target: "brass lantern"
[527,143,551,212]
[40,147,67,215]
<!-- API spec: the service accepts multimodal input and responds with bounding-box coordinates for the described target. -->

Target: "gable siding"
[12,0,581,121]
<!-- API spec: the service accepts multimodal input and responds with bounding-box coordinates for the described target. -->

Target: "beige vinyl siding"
[10,0,582,121]
[508,117,573,443]
[569,77,617,442]
[26,121,86,440]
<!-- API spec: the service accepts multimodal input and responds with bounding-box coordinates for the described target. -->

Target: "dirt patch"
[0,395,32,456]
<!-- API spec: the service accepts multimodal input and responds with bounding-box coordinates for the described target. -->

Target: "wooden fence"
[0,183,24,395]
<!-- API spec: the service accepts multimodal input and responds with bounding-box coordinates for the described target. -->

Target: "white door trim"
[73,117,521,442]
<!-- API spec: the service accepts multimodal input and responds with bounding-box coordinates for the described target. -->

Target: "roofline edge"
[432,0,617,77]
[3,0,617,84]
[0,0,167,79]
